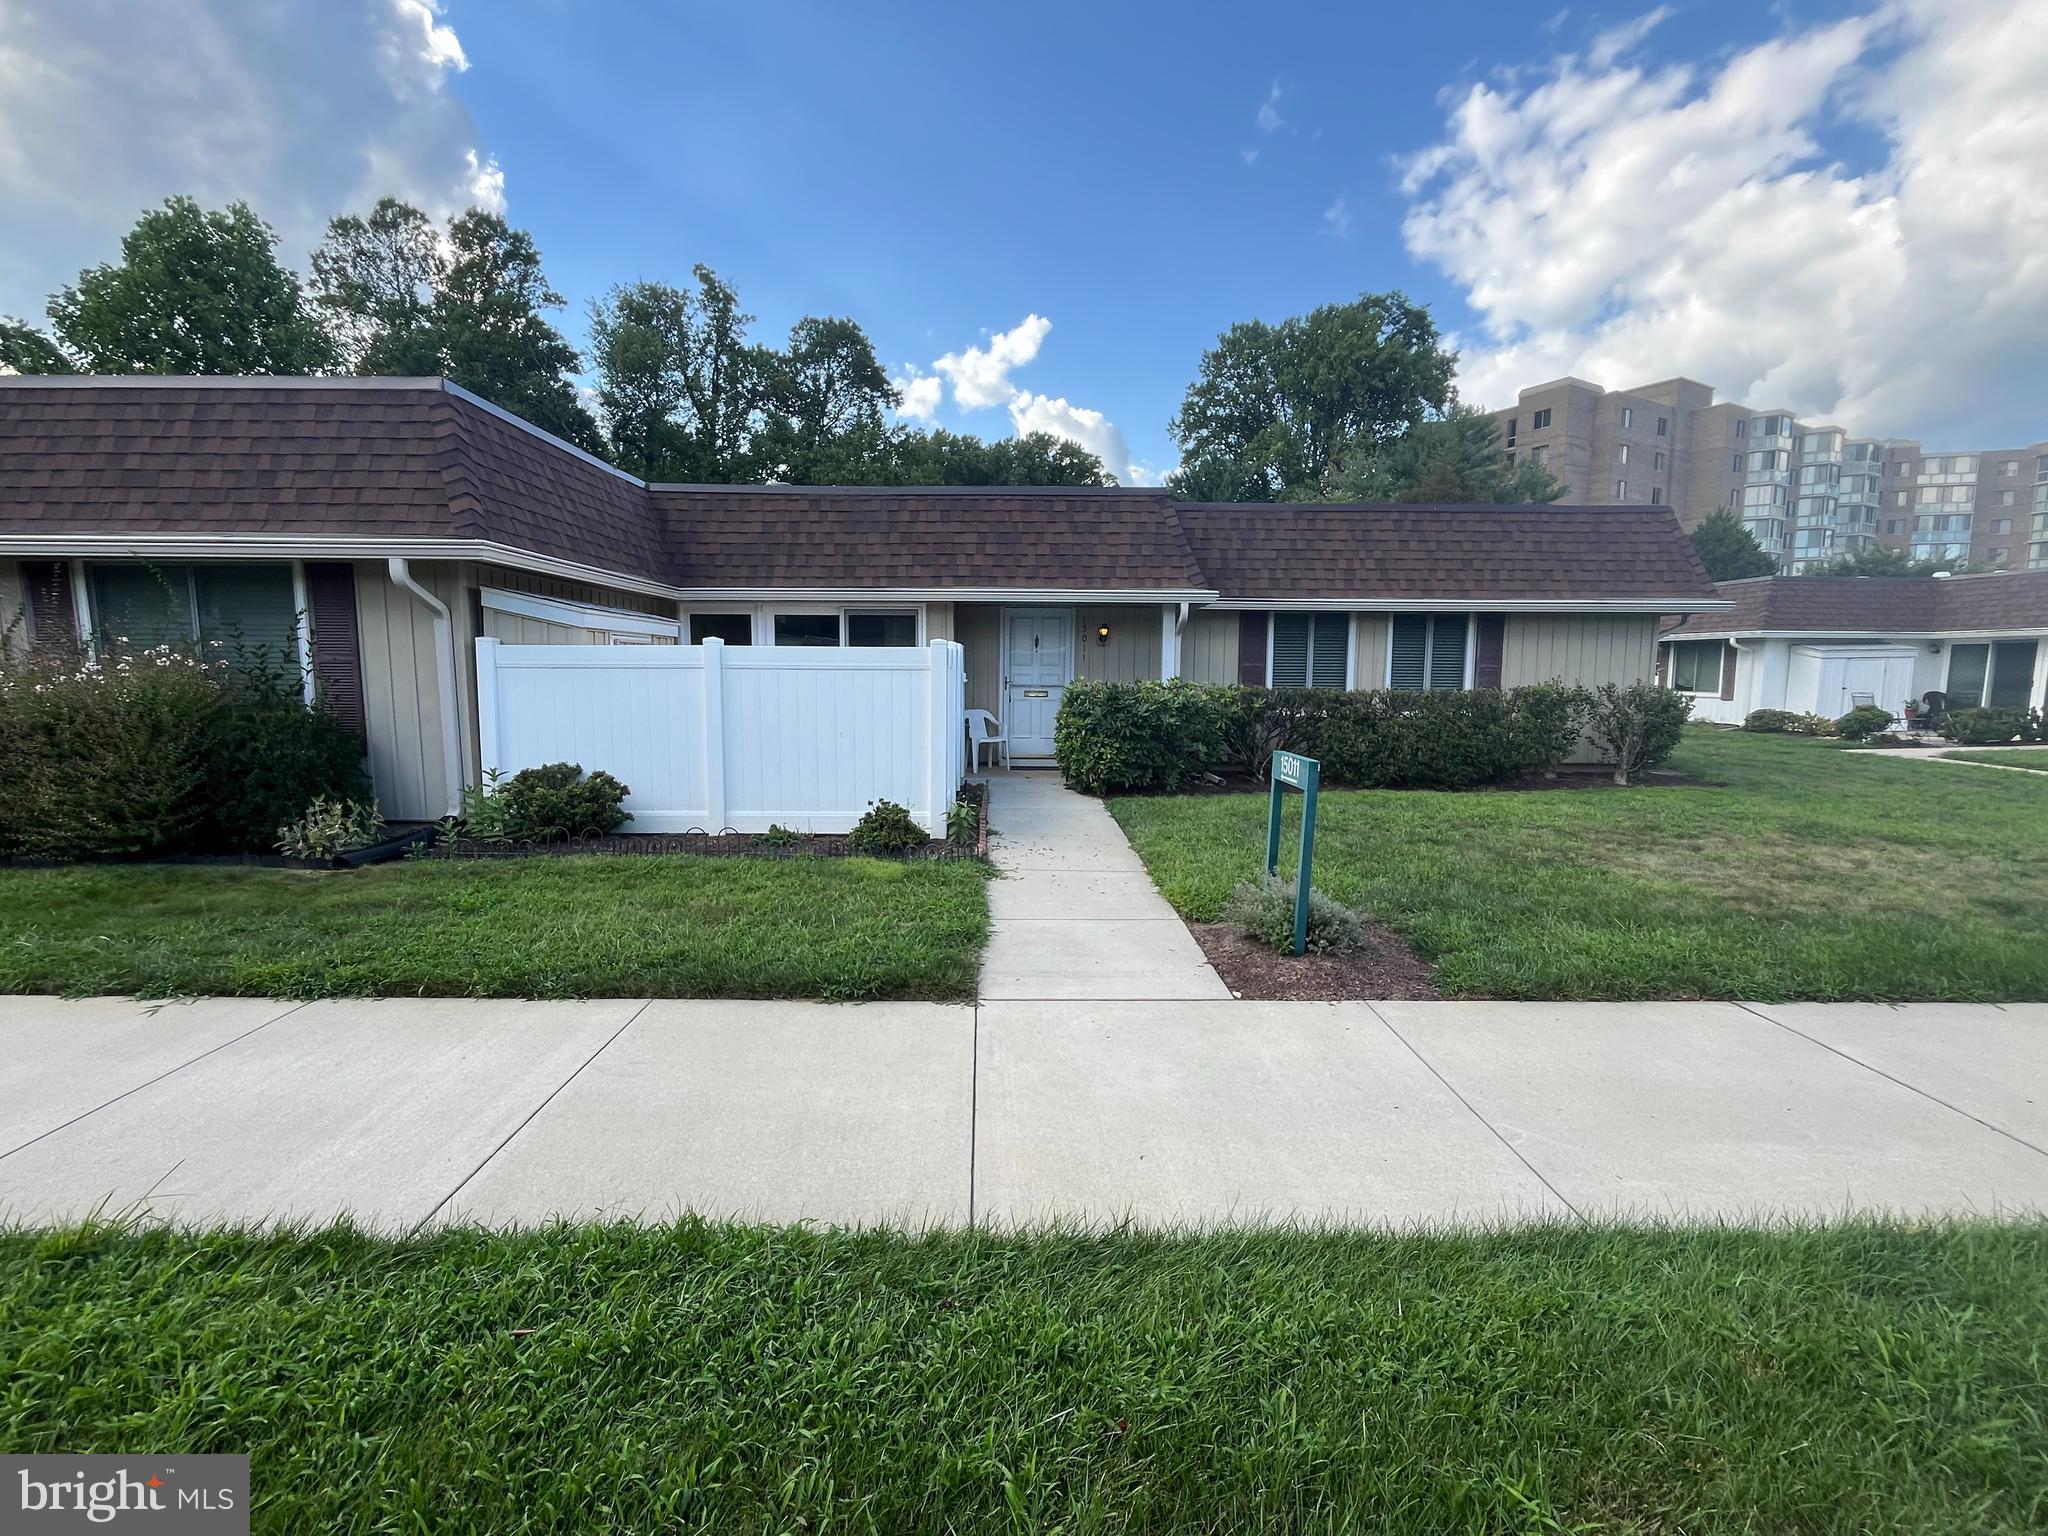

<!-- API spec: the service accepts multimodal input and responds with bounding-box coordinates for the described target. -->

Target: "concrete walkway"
[1857,743,2048,775]
[4,995,2045,1233]
[978,771,1230,1001]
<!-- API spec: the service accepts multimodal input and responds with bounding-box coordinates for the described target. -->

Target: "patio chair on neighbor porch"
[965,708,1009,773]
[1913,690,1951,735]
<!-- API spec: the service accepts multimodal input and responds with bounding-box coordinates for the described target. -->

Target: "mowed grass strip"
[0,856,989,1001]
[4,1220,2046,1533]
[1109,728,2048,1001]
[1941,748,2048,772]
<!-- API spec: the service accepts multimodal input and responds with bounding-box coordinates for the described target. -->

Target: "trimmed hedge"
[1053,679,1607,794]
[1941,706,2038,746]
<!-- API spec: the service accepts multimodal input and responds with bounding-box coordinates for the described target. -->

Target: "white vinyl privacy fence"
[474,637,968,834]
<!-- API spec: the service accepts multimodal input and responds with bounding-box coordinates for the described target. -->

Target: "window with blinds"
[89,564,298,661]
[1389,615,1471,691]
[1269,612,1349,688]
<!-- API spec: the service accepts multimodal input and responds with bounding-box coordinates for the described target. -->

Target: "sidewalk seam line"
[1362,1001,1585,1220]
[409,999,651,1234]
[0,999,310,1163]
[1733,1001,2048,1161]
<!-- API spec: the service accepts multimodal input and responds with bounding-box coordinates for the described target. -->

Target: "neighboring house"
[1659,572,2048,725]
[1,376,1730,820]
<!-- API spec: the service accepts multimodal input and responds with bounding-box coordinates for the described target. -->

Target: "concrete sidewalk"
[978,772,1230,1001]
[4,995,2044,1232]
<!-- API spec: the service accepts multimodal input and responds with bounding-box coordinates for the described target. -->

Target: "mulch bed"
[1189,921,1443,1001]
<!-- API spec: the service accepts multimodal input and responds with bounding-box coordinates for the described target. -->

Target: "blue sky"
[4,0,2043,473]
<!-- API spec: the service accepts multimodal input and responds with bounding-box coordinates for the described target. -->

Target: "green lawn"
[4,1219,2044,1533]
[1942,749,2048,772]
[0,856,989,1002]
[1109,728,2048,1001]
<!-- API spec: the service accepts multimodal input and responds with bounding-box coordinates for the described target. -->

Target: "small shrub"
[1834,704,1894,741]
[437,769,511,845]
[276,796,381,860]
[1054,678,1229,794]
[193,646,370,851]
[1942,706,2028,746]
[496,762,630,841]
[1745,709,1800,733]
[846,798,928,855]
[944,796,979,847]
[1219,876,1366,955]
[1575,682,1692,785]
[755,824,800,847]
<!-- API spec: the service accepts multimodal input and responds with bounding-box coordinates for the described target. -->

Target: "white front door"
[1003,607,1074,759]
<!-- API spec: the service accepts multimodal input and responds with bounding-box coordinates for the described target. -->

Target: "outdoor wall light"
[1096,624,1111,645]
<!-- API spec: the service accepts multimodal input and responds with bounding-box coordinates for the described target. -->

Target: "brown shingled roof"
[1175,502,1719,603]
[1,378,1729,608]
[652,485,1209,592]
[1665,571,2048,637]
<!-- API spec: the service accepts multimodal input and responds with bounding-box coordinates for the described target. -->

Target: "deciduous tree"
[1331,405,1564,504]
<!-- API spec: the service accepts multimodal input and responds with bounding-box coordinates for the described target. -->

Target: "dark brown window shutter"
[1719,643,1738,701]
[1473,614,1506,689]
[22,560,79,656]
[304,563,366,739]
[1237,612,1268,687]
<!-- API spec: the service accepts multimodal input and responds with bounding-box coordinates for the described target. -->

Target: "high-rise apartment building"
[1492,377,2048,574]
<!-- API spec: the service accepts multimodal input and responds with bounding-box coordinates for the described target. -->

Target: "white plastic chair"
[965,709,1009,772]
[1850,691,1876,709]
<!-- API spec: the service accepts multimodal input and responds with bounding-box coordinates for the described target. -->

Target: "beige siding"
[0,560,25,664]
[354,559,476,822]
[926,602,954,643]
[1074,604,1162,683]
[482,610,602,645]
[1182,609,1238,684]
[1352,614,1390,689]
[956,603,1001,714]
[1501,614,1659,763]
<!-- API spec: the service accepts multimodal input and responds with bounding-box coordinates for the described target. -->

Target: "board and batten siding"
[1074,604,1163,684]
[1500,614,1659,763]
[353,559,477,822]
[1181,609,1238,684]
[954,603,1001,715]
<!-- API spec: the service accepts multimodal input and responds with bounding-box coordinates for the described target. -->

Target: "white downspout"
[387,557,464,817]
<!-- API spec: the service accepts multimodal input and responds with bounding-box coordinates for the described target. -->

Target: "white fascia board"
[0,533,681,602]
[480,586,679,637]
[674,586,1220,604]
[1204,596,1736,614]
[1674,626,2048,642]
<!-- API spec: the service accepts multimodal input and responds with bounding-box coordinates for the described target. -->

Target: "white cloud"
[1240,147,1260,166]
[1256,79,1287,133]
[1009,391,1137,485]
[933,313,1050,410]
[1586,4,1670,70]
[1323,195,1354,237]
[0,0,501,322]
[892,369,942,422]
[1400,0,2048,444]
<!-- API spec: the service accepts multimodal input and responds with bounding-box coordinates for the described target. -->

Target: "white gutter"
[386,557,464,818]
[1204,596,1736,614]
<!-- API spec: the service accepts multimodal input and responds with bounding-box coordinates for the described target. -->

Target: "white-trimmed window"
[1668,640,1726,694]
[688,612,753,645]
[89,562,298,660]
[765,606,922,647]
[1268,612,1349,688]
[1388,615,1471,691]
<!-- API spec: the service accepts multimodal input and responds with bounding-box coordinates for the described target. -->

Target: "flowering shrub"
[0,641,368,859]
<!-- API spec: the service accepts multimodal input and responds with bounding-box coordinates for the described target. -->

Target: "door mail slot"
[1022,688,1050,697]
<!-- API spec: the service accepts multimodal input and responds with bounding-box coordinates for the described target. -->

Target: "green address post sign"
[1265,751,1320,956]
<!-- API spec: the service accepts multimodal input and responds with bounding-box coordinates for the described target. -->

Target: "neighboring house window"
[689,612,753,645]
[1885,518,1902,534]
[1530,445,1549,466]
[2002,460,2019,477]
[1946,644,1990,706]
[1269,612,1349,689]
[2000,491,2016,506]
[89,563,297,661]
[1668,639,1726,693]
[1654,451,1666,471]
[1388,614,1469,691]
[1656,416,1669,436]
[1505,416,1518,445]
[1732,454,1742,472]
[1532,408,1552,429]
[1993,518,2013,535]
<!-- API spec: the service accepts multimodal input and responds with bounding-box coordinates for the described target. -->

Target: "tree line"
[6,193,1608,506]
[0,196,1109,487]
